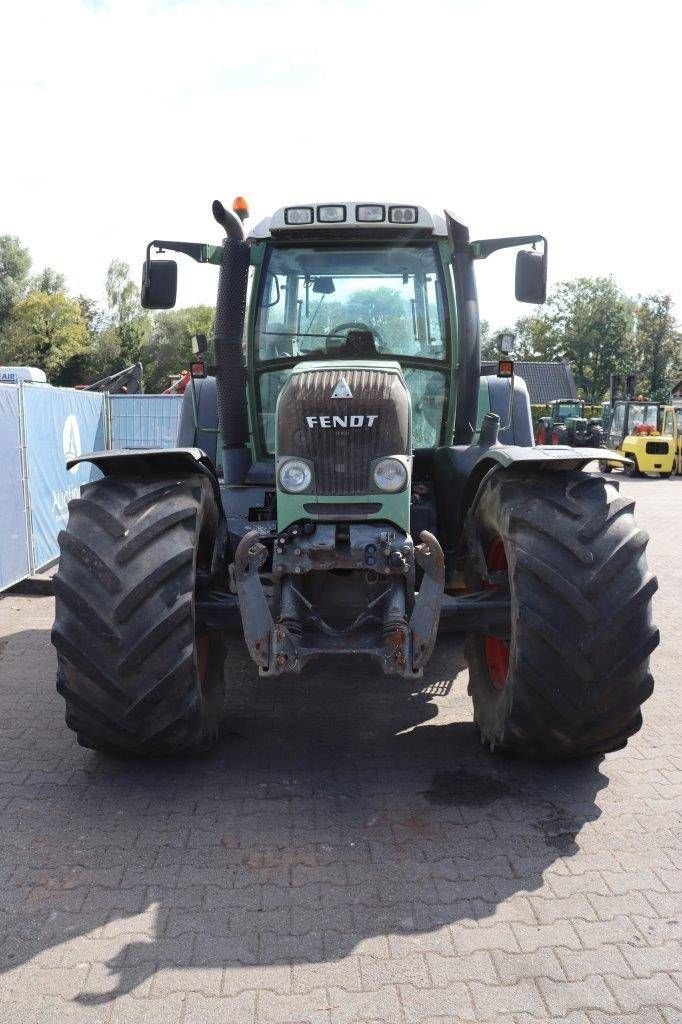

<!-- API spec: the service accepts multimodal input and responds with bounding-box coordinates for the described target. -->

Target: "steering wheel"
[327,321,383,349]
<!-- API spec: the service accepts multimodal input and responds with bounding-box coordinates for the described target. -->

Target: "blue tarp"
[0,386,31,590]
[22,386,106,570]
[0,385,186,591]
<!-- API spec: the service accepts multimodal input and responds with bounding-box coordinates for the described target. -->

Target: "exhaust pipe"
[212,201,251,485]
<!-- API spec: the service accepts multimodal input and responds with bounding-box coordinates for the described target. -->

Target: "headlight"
[284,206,313,225]
[317,204,346,223]
[278,459,312,493]
[373,458,408,493]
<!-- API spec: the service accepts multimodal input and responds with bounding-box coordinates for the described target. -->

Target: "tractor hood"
[274,360,412,532]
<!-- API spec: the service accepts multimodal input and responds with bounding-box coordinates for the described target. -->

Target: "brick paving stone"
[426,950,498,985]
[400,982,475,1023]
[605,973,682,1014]
[538,976,618,1015]
[556,944,632,982]
[184,992,257,1023]
[492,948,565,984]
[469,978,547,1017]
[257,987,332,1024]
[359,952,430,988]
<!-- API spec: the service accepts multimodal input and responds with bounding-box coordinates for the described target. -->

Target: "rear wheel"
[465,469,657,758]
[52,472,225,754]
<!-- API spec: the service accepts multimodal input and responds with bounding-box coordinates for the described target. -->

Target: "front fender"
[67,447,223,514]
[476,443,630,471]
[434,440,630,584]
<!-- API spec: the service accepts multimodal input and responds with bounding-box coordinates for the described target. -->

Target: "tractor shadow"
[0,627,609,1007]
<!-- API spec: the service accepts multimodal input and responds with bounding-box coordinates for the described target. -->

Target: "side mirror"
[141,259,177,309]
[515,249,547,304]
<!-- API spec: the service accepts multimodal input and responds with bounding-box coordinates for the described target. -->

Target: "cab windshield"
[555,402,582,420]
[253,243,451,454]
[255,244,447,361]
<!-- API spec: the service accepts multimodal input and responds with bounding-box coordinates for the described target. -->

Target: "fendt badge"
[305,414,378,428]
[330,378,353,399]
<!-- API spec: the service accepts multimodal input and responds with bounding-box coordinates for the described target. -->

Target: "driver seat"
[327,329,379,358]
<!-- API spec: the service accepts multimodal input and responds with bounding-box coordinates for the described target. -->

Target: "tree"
[0,235,31,329]
[632,294,680,401]
[2,291,89,378]
[31,267,66,294]
[141,306,215,392]
[515,277,635,401]
[105,259,149,365]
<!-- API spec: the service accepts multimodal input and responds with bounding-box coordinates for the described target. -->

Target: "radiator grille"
[277,367,409,496]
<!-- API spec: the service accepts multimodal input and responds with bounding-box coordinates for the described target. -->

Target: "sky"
[1,0,681,331]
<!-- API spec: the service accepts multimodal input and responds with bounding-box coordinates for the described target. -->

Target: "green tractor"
[51,200,657,758]
[535,399,605,448]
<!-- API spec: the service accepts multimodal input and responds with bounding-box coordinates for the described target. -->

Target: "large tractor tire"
[465,469,657,758]
[52,472,225,754]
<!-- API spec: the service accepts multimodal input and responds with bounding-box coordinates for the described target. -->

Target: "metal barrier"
[108,394,183,450]
[0,386,185,592]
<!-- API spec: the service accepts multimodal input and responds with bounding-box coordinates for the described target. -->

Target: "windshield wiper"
[261,330,345,340]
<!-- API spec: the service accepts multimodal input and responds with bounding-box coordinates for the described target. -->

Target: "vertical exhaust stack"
[212,200,251,485]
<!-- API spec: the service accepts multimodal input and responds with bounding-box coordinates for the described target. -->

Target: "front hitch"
[233,528,445,677]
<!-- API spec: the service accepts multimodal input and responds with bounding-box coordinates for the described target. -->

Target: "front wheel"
[52,472,225,754]
[464,469,657,758]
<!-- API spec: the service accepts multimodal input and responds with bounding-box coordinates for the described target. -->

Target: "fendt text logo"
[305,414,378,428]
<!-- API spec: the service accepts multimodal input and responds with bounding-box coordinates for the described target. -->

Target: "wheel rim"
[483,536,510,690]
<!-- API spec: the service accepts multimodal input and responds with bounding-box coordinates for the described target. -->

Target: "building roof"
[481,360,578,405]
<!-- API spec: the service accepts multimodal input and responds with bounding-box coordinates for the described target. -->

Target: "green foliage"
[515,277,635,402]
[0,235,31,328]
[31,267,66,295]
[632,294,681,401]
[105,259,150,366]
[2,291,89,377]
[141,306,215,392]
[516,279,681,402]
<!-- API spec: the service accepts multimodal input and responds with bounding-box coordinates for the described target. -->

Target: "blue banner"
[0,386,31,590]
[22,386,107,570]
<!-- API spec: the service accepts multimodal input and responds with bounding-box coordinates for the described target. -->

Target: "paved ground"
[0,475,680,1024]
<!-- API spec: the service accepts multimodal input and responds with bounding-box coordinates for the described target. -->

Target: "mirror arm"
[470,235,547,260]
[146,240,222,265]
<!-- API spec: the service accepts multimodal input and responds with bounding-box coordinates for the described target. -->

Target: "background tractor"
[51,199,657,759]
[535,399,605,448]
